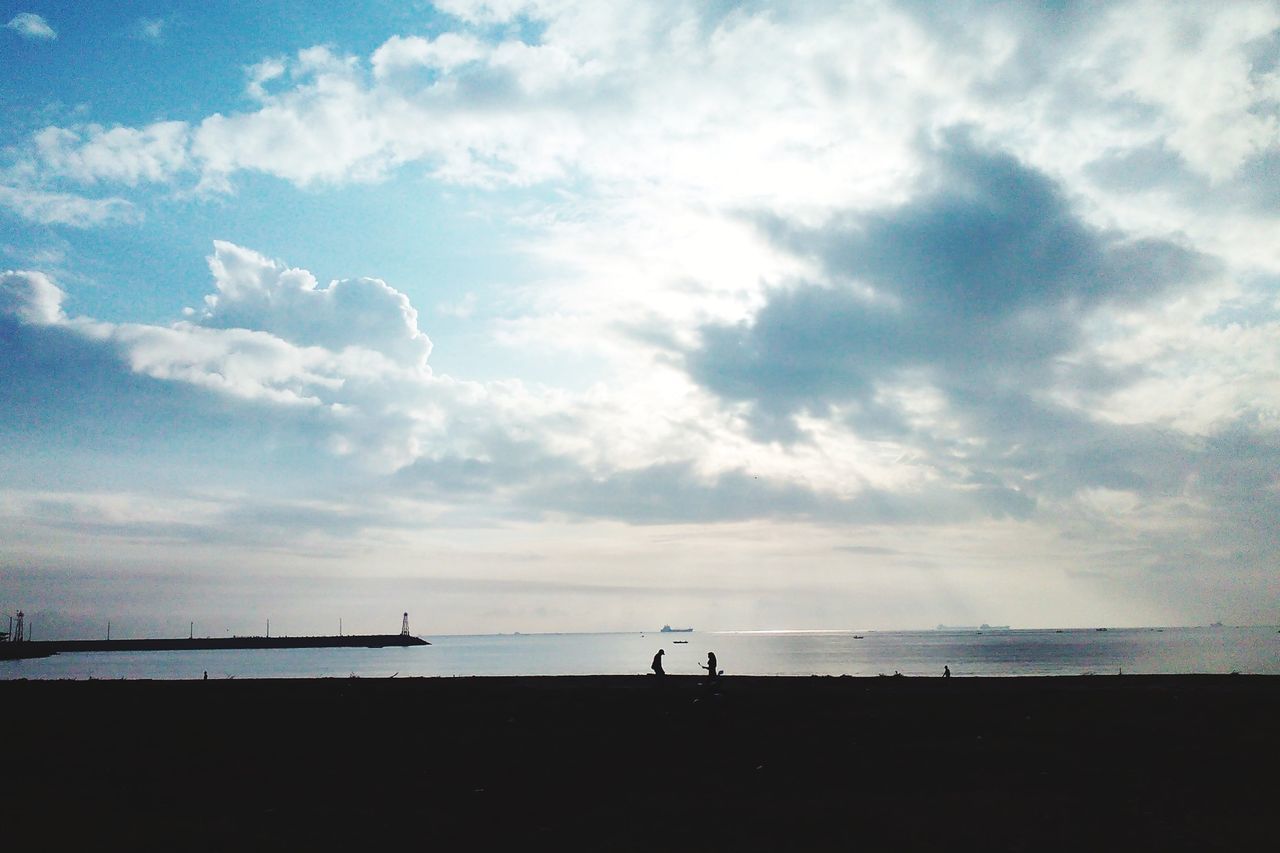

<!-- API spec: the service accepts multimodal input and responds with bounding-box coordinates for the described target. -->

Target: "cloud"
[32,122,191,185]
[12,0,1278,223]
[6,12,55,40]
[371,33,487,79]
[3,2,1279,627]
[686,134,1213,437]
[0,242,536,475]
[0,270,65,325]
[432,0,535,25]
[0,184,140,227]
[198,241,433,369]
[132,17,165,42]
[676,134,1272,544]
[523,460,1034,526]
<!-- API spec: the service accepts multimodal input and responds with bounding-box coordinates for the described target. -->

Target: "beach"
[4,675,1277,850]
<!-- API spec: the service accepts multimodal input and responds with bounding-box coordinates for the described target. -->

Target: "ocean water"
[2,626,1277,680]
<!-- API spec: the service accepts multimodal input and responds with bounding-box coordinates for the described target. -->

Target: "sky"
[2,1,1278,639]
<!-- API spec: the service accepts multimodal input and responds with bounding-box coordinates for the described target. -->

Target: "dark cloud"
[688,134,1211,438]
[521,460,1033,526]
[677,134,1236,527]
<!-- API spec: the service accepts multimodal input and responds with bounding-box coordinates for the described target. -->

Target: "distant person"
[943,665,951,678]
[701,651,718,681]
[203,670,208,681]
[651,649,666,676]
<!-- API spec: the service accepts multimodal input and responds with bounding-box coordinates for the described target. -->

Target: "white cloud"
[371,33,486,79]
[199,241,433,368]
[0,270,66,325]
[6,12,55,40]
[246,57,288,101]
[17,1,1275,239]
[133,17,165,42]
[432,0,536,25]
[33,122,191,185]
[0,184,140,226]
[1078,1,1280,183]
[1,242,509,473]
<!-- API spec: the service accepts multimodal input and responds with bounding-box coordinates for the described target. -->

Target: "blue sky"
[3,1,1279,638]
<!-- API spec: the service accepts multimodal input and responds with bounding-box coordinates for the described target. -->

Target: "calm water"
[2,626,1277,680]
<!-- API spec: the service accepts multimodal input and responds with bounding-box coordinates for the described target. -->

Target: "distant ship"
[660,625,693,633]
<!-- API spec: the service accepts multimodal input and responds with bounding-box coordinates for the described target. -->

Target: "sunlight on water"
[2,626,1276,680]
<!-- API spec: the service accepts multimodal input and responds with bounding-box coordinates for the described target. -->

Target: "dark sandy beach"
[4,674,1277,851]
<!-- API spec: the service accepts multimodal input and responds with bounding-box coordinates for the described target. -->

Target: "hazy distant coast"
[5,674,1276,850]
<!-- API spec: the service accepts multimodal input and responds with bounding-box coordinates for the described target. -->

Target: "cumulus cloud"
[6,12,55,40]
[198,241,433,368]
[1,242,527,474]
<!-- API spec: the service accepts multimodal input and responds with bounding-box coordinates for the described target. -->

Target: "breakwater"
[1,633,428,660]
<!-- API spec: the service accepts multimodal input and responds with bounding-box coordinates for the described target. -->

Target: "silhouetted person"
[203,670,208,681]
[943,665,950,678]
[702,651,718,681]
[651,649,665,676]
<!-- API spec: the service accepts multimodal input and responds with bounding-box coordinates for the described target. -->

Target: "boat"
[660,625,693,633]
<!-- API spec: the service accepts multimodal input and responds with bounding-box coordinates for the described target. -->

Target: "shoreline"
[5,675,1277,850]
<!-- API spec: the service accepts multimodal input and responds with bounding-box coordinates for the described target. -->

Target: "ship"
[660,625,693,633]
[0,612,429,660]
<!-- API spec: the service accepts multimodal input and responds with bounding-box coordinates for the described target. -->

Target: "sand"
[3,674,1277,850]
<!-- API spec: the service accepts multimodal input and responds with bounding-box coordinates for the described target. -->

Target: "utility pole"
[339,617,343,637]
[107,621,111,641]
[189,621,193,640]
[266,619,270,638]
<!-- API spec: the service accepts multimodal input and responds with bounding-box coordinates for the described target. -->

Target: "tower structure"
[400,612,410,637]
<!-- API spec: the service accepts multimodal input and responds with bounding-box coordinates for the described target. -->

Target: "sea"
[2,626,1277,680]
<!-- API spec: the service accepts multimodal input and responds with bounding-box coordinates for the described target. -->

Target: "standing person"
[943,665,951,678]
[702,651,718,681]
[651,649,665,676]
